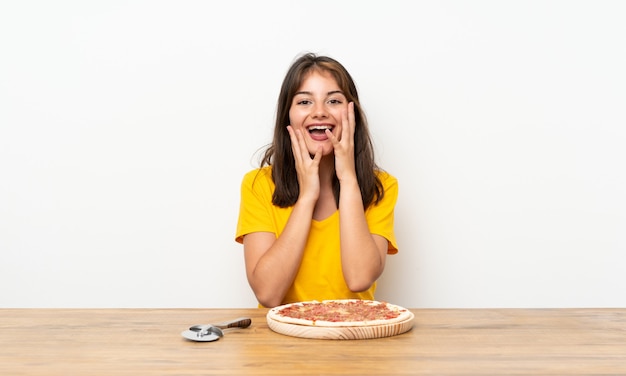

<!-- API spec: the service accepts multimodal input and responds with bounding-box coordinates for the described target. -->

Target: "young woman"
[235,53,398,308]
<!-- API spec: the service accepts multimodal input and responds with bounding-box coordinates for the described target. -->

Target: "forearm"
[245,198,316,307]
[338,179,386,292]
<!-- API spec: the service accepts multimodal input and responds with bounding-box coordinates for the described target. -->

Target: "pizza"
[267,299,412,327]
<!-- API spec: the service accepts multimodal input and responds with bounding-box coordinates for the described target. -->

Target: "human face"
[288,70,348,156]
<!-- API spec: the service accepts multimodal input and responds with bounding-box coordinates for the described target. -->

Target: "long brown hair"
[260,53,384,209]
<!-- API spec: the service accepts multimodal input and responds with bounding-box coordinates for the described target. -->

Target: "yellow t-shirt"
[235,166,398,305]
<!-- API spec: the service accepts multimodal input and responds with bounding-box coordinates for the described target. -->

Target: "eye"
[327,98,343,105]
[296,99,312,105]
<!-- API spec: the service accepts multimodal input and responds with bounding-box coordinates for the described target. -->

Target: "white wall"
[1,1,625,308]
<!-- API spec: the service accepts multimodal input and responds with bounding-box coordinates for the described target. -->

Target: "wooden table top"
[1,308,625,375]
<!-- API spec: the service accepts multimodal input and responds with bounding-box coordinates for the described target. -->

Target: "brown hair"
[260,53,383,208]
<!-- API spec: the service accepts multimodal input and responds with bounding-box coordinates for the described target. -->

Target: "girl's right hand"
[287,125,322,203]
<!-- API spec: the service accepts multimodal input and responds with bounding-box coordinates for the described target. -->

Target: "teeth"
[308,125,333,131]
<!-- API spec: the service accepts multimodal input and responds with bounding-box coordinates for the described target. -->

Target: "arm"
[328,102,388,291]
[243,197,314,308]
[337,179,388,292]
[243,126,322,307]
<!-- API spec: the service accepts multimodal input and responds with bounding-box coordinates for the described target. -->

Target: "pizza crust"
[267,299,412,327]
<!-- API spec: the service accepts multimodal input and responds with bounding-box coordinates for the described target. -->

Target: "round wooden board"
[267,311,415,340]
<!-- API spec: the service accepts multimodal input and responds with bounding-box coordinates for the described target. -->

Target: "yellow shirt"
[235,166,398,305]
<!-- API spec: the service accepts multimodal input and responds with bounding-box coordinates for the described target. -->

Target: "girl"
[236,53,398,308]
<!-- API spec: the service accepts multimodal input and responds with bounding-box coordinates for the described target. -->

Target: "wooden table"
[1,308,625,375]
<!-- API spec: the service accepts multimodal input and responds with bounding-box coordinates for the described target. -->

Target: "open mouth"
[306,125,334,136]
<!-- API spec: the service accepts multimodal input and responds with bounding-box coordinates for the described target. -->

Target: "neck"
[318,156,335,186]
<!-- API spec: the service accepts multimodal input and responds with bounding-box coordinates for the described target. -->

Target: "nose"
[312,102,328,118]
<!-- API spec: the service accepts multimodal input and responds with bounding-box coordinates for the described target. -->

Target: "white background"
[1,1,625,308]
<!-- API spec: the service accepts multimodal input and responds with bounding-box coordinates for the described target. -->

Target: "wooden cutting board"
[267,311,415,340]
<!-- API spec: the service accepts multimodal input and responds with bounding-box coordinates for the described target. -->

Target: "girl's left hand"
[326,101,357,182]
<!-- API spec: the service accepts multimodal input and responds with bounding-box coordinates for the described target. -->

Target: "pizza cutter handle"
[214,317,252,329]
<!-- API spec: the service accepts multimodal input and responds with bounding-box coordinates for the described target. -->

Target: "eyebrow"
[294,90,345,96]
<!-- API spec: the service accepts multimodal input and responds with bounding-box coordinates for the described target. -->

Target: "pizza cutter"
[181,317,252,342]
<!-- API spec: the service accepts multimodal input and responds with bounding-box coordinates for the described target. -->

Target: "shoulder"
[375,169,398,189]
[241,166,274,196]
[242,166,273,184]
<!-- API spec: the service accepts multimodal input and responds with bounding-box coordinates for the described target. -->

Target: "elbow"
[247,272,286,308]
[342,248,386,293]
[253,289,284,308]
[257,297,283,309]
[344,267,383,293]
[345,277,375,293]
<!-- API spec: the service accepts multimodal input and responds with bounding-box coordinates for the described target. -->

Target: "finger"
[311,145,323,164]
[325,128,339,145]
[348,102,355,126]
[287,126,303,164]
[345,102,355,141]
[294,128,311,159]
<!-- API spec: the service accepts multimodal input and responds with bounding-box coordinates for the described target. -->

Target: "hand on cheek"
[287,125,322,200]
[327,102,357,181]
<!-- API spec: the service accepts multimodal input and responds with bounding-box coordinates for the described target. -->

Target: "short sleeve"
[365,171,399,254]
[235,168,277,244]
